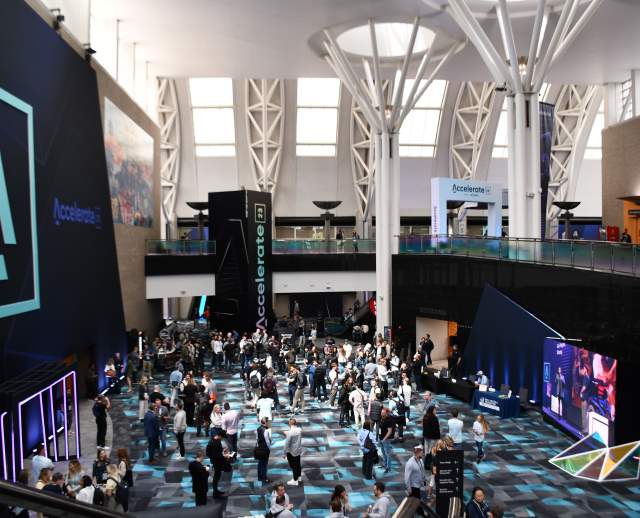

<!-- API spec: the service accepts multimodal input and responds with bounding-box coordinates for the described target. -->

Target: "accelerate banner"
[539,102,554,239]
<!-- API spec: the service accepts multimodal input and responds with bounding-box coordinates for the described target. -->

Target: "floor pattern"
[99,368,640,518]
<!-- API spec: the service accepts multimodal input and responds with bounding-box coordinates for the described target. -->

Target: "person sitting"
[475,371,489,386]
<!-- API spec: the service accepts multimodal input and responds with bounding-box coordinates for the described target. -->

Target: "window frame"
[296,78,341,157]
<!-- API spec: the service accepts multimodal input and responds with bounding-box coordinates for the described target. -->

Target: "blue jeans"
[381,439,392,470]
[476,440,484,459]
[159,429,167,453]
[257,454,269,481]
[224,356,232,371]
[288,384,296,405]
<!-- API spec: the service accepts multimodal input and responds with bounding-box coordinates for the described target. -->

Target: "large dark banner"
[209,190,273,331]
[540,102,554,239]
[0,0,126,386]
[462,284,562,403]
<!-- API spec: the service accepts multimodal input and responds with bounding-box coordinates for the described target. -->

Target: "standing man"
[221,402,240,456]
[173,401,187,460]
[404,445,427,499]
[188,450,209,506]
[206,430,233,498]
[328,363,339,408]
[363,481,395,518]
[349,384,367,429]
[447,409,464,450]
[156,399,169,457]
[283,418,303,486]
[143,405,159,463]
[379,409,395,474]
[93,395,110,449]
[169,365,183,408]
[424,335,434,366]
[555,367,566,417]
[256,418,272,484]
[291,367,307,415]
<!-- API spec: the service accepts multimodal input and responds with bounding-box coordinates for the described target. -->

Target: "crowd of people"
[21,324,504,518]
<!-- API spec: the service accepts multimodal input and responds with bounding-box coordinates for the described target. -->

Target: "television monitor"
[469,374,477,383]
[542,338,617,444]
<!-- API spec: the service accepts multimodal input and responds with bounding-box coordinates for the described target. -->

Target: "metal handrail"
[145,239,215,255]
[397,234,639,277]
[0,480,131,518]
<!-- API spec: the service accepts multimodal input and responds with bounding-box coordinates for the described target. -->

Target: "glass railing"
[272,239,376,254]
[146,239,216,255]
[397,235,639,277]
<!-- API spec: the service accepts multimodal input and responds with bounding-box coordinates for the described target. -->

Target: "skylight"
[296,78,341,157]
[337,23,435,59]
[189,78,236,157]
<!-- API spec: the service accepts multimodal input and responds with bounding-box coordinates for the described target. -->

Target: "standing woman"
[174,401,187,459]
[117,448,134,493]
[331,485,353,516]
[210,404,224,438]
[181,374,198,427]
[138,376,149,421]
[472,415,489,463]
[422,405,440,469]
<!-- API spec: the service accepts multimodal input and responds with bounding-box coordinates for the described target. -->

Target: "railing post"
[516,238,519,262]
[590,242,595,271]
[634,246,637,277]
[571,240,575,268]
[552,240,556,266]
[610,245,614,273]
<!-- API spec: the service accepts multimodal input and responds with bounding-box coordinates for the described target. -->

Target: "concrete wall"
[602,116,640,230]
[96,72,163,334]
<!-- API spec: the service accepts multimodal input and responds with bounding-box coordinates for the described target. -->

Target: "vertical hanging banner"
[246,191,272,331]
[539,102,555,239]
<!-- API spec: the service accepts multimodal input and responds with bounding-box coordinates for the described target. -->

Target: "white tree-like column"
[323,18,464,330]
[445,0,604,238]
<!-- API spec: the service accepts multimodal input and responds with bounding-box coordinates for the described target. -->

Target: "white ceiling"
[90,0,640,84]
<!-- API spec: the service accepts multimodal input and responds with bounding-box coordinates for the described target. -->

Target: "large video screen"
[543,338,617,444]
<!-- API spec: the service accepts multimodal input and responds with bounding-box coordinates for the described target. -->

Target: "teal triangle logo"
[0,152,17,281]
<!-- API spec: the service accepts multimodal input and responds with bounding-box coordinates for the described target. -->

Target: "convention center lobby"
[1,0,640,517]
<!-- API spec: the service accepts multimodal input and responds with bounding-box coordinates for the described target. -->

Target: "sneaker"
[286,479,298,486]
[175,454,183,460]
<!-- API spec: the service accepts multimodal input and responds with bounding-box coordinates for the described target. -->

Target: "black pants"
[226,433,238,455]
[362,450,375,479]
[314,381,326,399]
[96,417,107,447]
[195,489,207,506]
[185,401,195,426]
[287,453,301,481]
[176,432,185,457]
[426,351,432,365]
[212,466,222,493]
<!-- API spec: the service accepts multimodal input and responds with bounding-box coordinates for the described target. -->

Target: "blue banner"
[540,102,555,238]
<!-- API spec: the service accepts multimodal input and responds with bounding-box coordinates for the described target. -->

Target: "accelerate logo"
[53,197,102,229]
[451,183,492,196]
[254,203,267,330]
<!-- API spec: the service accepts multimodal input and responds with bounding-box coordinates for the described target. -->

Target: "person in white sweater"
[283,418,303,485]
[173,401,187,459]
[364,481,395,518]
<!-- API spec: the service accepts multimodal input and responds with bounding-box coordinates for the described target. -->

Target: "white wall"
[415,317,449,362]
[146,274,215,299]
[273,271,375,293]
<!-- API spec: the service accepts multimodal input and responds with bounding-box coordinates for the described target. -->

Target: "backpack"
[92,403,103,418]
[265,511,284,518]
[107,477,128,505]
[250,372,261,389]
[263,376,275,395]
[315,366,326,379]
[297,372,307,388]
[206,438,215,459]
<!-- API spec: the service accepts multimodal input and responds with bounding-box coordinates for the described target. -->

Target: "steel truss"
[157,77,181,236]
[445,0,604,238]
[244,79,285,202]
[546,84,602,235]
[449,81,497,181]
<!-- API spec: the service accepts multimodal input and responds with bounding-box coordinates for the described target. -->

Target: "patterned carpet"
[103,369,640,518]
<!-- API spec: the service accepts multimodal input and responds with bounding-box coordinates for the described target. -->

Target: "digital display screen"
[542,338,617,444]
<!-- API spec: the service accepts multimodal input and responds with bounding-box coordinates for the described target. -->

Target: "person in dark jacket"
[256,418,271,483]
[143,407,159,463]
[188,450,209,506]
[207,430,233,497]
[422,405,440,468]
[465,487,491,518]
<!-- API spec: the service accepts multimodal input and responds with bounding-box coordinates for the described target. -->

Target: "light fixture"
[50,8,65,32]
